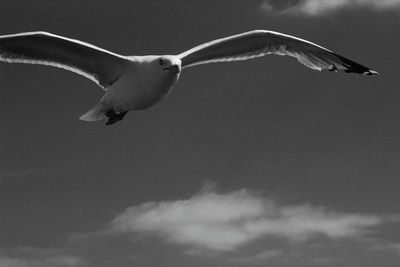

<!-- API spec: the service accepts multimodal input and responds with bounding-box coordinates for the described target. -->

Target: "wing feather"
[0,31,130,88]
[178,30,378,75]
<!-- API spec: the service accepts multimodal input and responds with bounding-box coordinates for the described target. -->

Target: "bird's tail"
[79,102,108,122]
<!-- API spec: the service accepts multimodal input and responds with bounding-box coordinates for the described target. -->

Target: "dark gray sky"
[1,1,400,266]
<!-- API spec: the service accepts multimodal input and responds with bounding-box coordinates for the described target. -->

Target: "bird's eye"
[159,58,165,65]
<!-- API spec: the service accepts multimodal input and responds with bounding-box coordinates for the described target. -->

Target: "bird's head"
[157,56,181,75]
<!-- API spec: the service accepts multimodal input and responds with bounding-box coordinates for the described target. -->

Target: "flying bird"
[0,30,377,125]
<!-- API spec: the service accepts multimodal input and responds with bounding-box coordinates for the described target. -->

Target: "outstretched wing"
[0,31,130,88]
[178,30,377,75]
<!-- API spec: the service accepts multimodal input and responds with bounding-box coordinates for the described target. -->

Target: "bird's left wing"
[0,31,130,88]
[178,30,377,75]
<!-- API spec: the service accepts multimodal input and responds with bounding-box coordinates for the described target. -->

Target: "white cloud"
[261,0,400,16]
[372,241,400,254]
[231,249,283,264]
[0,248,85,267]
[45,255,84,266]
[111,189,387,251]
[0,169,34,178]
[0,257,29,267]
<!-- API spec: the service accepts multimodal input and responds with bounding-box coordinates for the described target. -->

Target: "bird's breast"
[102,68,179,111]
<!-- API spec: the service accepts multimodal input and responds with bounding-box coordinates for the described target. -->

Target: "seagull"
[0,30,377,125]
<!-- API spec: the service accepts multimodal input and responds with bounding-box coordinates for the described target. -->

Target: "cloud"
[0,169,34,178]
[261,0,400,16]
[110,188,389,252]
[0,257,29,267]
[231,248,340,266]
[231,249,283,264]
[0,248,85,267]
[372,241,400,254]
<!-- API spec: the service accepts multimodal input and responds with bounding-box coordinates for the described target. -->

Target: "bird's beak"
[165,64,181,74]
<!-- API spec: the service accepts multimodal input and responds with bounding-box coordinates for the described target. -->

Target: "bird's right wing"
[0,31,130,89]
[178,30,378,75]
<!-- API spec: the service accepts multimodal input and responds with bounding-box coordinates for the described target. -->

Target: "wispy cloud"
[0,248,85,267]
[231,248,339,266]
[110,188,390,252]
[0,257,29,267]
[261,0,400,16]
[372,241,400,254]
[231,249,283,264]
[0,169,35,178]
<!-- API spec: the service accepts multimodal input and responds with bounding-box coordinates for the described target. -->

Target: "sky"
[1,0,400,266]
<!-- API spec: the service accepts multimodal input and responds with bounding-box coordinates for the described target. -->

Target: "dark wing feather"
[179,30,378,76]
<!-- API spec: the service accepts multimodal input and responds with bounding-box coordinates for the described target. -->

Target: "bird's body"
[0,30,377,125]
[107,56,180,110]
[84,55,181,124]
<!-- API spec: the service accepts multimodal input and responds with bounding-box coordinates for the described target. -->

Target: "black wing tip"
[344,67,379,76]
[364,69,379,76]
[334,53,378,76]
